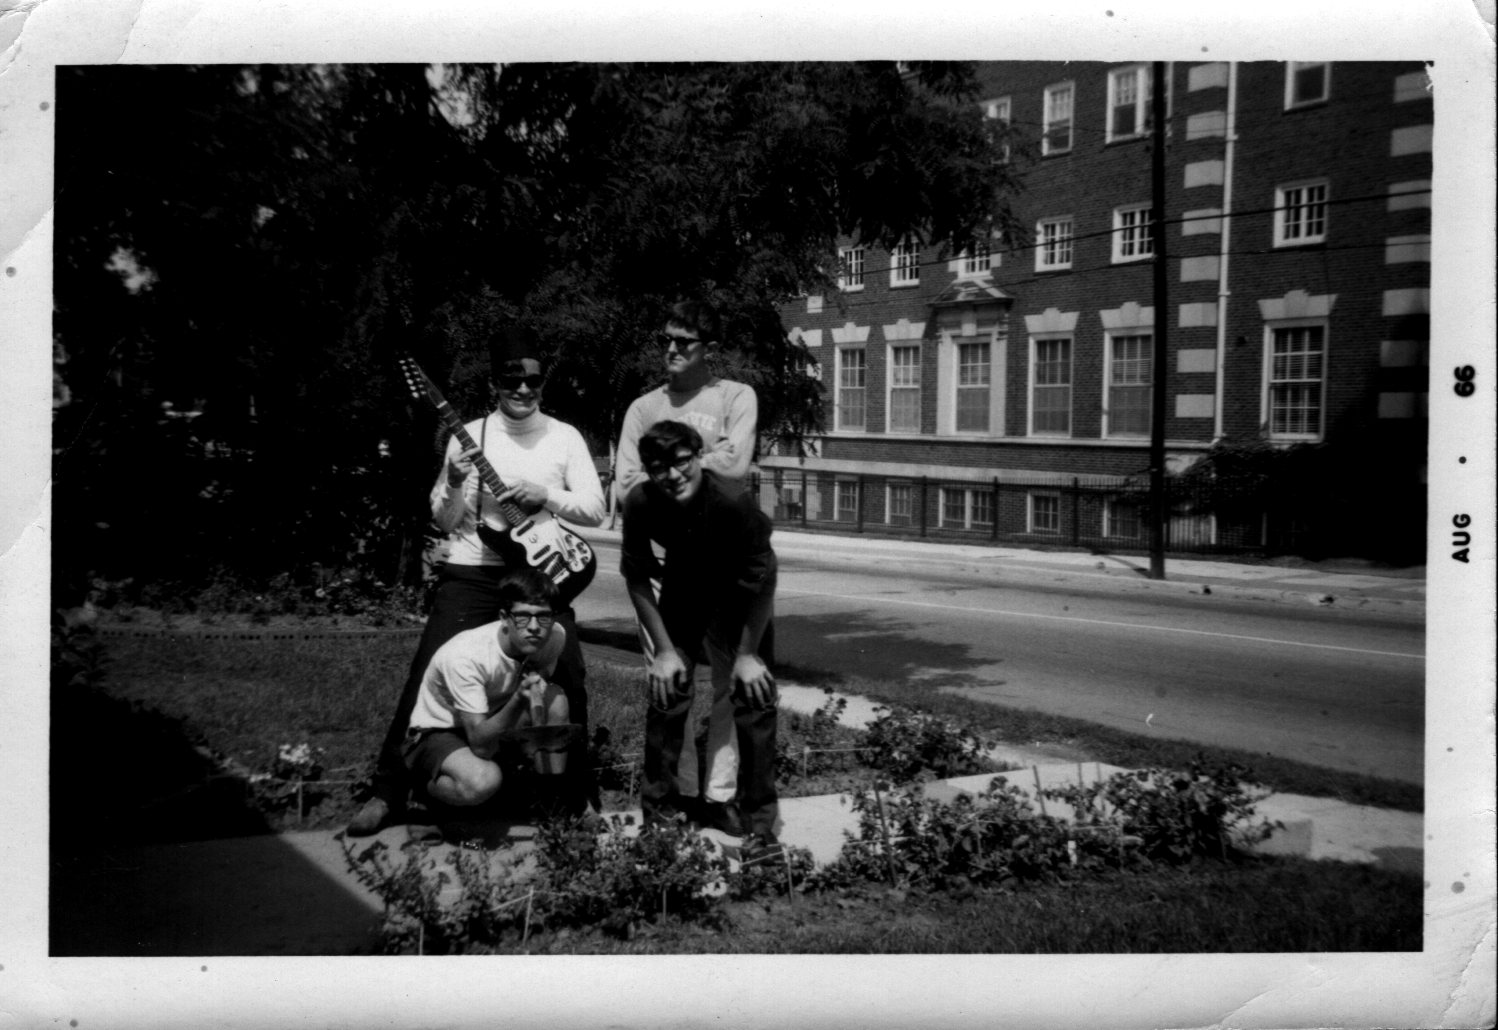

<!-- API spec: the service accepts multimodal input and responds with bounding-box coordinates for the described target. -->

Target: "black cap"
[488,326,543,379]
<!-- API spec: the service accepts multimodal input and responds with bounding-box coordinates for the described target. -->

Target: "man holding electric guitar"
[347,326,605,837]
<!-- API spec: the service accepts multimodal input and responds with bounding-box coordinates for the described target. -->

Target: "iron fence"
[746,468,1366,557]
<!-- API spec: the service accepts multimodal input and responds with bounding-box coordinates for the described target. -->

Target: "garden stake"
[871,783,900,885]
[801,745,809,780]
[295,782,304,824]
[522,888,534,944]
[1033,766,1048,817]
[782,849,796,907]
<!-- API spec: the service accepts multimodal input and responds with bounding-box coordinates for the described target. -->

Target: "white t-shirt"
[407,621,566,732]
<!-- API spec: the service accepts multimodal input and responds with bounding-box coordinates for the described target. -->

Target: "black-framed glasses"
[496,374,546,391]
[505,609,556,628]
[657,333,703,351]
[644,453,699,479]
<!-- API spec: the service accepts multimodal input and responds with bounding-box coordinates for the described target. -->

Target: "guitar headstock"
[396,353,445,408]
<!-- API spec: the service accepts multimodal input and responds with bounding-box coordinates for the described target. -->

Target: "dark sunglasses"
[657,334,703,350]
[497,374,546,391]
[644,453,699,479]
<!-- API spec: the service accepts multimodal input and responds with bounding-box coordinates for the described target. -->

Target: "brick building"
[766,60,1431,558]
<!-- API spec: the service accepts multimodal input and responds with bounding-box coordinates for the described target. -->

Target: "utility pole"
[1148,61,1169,581]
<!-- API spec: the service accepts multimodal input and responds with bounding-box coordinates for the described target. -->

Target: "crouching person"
[620,419,782,862]
[402,567,581,825]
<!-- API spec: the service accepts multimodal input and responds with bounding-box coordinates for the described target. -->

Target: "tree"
[52,61,1023,596]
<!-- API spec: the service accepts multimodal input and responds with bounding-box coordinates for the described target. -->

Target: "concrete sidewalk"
[579,523,1426,617]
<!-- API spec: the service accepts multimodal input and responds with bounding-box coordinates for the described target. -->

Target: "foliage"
[248,741,329,816]
[776,689,858,785]
[1044,760,1281,864]
[857,704,991,781]
[51,610,111,693]
[53,61,1023,596]
[810,780,1078,893]
[531,814,728,938]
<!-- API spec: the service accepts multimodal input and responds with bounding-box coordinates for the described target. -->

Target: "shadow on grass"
[49,680,382,955]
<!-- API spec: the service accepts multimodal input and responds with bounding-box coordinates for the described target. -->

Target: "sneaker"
[695,800,745,837]
[739,832,785,865]
[346,797,393,837]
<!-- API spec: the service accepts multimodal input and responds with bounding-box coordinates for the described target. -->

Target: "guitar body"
[396,352,599,606]
[475,511,597,606]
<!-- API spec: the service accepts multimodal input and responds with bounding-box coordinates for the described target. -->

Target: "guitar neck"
[430,399,531,526]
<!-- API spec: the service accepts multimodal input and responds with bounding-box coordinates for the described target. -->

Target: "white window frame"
[837,246,865,291]
[835,478,861,522]
[886,483,915,526]
[1042,81,1074,155]
[834,346,867,432]
[1285,61,1330,109]
[940,486,996,530]
[1274,180,1329,247]
[981,95,1012,162]
[1262,320,1328,442]
[1104,331,1153,438]
[1035,216,1074,271]
[1112,204,1155,263]
[890,236,921,287]
[1103,497,1144,540]
[1029,334,1073,437]
[955,340,992,433]
[958,244,994,277]
[1028,491,1062,535]
[887,343,922,433]
[1107,64,1152,141]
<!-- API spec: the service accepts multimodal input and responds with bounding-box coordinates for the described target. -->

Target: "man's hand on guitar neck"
[446,445,548,514]
[446,446,483,487]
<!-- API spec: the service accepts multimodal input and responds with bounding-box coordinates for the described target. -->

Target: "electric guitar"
[397,353,598,604]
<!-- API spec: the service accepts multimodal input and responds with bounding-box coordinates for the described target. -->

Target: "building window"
[1035,217,1073,271]
[941,487,995,530]
[1266,323,1326,439]
[1106,333,1152,437]
[838,247,865,291]
[1104,498,1143,540]
[956,341,991,432]
[1112,205,1155,262]
[1031,337,1072,435]
[982,95,1011,161]
[890,237,920,287]
[959,245,994,276]
[1042,82,1074,154]
[887,483,915,526]
[1107,64,1152,140]
[836,479,860,522]
[1274,180,1328,246]
[889,345,921,433]
[835,347,866,431]
[1285,61,1330,108]
[1029,491,1061,534]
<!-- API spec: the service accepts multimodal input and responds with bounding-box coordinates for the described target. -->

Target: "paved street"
[574,533,1425,786]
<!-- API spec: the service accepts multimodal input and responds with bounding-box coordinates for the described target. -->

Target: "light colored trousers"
[639,585,739,803]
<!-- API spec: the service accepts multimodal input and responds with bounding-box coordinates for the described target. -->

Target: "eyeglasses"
[657,334,703,351]
[505,609,556,628]
[497,374,546,391]
[644,453,699,479]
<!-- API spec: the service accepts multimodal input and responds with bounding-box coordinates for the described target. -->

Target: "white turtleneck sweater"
[429,409,606,568]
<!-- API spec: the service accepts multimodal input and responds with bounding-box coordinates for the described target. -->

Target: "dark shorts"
[401,727,469,792]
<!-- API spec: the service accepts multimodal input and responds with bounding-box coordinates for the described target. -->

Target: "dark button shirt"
[620,470,776,638]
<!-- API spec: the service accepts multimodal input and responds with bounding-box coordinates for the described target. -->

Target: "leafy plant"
[858,705,991,782]
[1043,759,1281,863]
